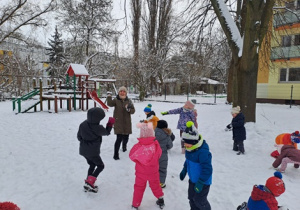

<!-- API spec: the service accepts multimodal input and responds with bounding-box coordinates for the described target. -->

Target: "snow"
[216,0,243,57]
[67,64,90,76]
[0,95,299,210]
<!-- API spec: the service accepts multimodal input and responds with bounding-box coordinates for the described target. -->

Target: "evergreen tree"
[46,26,67,78]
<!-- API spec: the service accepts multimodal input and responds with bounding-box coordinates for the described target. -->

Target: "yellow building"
[257,0,300,104]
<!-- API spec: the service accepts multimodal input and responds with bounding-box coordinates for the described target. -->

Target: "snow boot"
[156,197,165,209]
[131,205,138,210]
[237,202,247,210]
[160,183,166,188]
[84,176,98,193]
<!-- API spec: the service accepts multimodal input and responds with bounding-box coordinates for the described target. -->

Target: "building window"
[289,68,300,81]
[282,36,291,47]
[294,34,300,45]
[280,68,300,82]
[280,68,287,81]
[297,0,300,10]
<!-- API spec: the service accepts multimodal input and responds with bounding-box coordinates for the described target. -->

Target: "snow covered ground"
[0,95,299,210]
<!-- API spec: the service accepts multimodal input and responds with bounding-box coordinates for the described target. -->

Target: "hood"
[251,185,274,201]
[87,107,105,124]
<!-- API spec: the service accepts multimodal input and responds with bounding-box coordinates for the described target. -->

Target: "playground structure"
[12,64,116,113]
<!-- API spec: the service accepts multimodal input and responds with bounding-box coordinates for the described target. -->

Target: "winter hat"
[118,86,128,93]
[182,121,200,145]
[231,106,241,114]
[183,100,195,109]
[157,120,168,129]
[137,122,154,138]
[144,104,152,113]
[291,131,300,144]
[265,172,285,197]
[0,202,20,210]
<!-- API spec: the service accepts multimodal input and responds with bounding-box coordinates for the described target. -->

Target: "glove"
[225,123,232,131]
[106,117,115,127]
[139,120,144,123]
[194,180,204,193]
[127,102,133,109]
[179,167,187,181]
[161,111,168,115]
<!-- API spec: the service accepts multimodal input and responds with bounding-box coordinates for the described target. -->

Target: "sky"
[0,94,299,209]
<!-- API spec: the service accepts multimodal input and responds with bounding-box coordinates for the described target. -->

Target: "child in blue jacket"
[179,121,212,210]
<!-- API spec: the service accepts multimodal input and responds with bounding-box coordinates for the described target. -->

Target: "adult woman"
[107,86,135,160]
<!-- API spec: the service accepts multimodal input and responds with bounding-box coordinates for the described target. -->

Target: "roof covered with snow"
[66,64,89,77]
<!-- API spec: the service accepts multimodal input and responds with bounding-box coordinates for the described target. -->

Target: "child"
[161,100,198,153]
[129,122,165,209]
[142,104,159,129]
[77,107,115,192]
[226,106,246,155]
[155,120,175,188]
[179,121,212,210]
[246,172,286,210]
[272,132,300,173]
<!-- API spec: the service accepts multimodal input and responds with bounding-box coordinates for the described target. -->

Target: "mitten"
[179,167,187,181]
[225,123,232,131]
[127,102,133,109]
[106,117,115,127]
[194,180,204,193]
[161,111,168,115]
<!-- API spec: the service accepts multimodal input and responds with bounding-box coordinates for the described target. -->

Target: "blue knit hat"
[144,104,152,113]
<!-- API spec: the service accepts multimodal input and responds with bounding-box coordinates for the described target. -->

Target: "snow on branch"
[217,0,243,57]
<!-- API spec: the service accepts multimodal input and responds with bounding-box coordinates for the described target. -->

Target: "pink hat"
[137,122,154,138]
[184,100,195,109]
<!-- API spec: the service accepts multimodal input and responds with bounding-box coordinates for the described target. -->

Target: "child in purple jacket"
[161,100,197,153]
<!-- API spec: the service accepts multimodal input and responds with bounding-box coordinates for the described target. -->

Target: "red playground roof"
[66,64,89,77]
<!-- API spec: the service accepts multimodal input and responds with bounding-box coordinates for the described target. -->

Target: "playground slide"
[88,90,109,111]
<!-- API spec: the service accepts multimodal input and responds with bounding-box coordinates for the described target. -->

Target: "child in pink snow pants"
[129,122,164,209]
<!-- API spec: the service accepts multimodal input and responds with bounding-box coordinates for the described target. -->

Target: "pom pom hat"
[231,106,241,114]
[182,121,200,145]
[265,172,285,197]
[137,122,154,138]
[144,104,152,113]
[291,131,300,144]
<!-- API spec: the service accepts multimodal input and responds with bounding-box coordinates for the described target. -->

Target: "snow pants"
[233,140,245,153]
[278,157,300,172]
[132,172,164,207]
[85,156,104,178]
[159,152,168,184]
[188,180,211,210]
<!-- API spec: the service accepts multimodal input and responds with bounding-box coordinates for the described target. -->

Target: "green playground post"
[66,75,69,109]
[17,97,21,113]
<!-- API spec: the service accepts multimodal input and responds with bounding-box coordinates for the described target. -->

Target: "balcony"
[271,45,300,60]
[273,10,300,28]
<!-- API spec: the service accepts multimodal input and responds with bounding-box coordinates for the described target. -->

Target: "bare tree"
[0,0,56,44]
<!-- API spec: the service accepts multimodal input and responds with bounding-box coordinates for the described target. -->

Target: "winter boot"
[156,197,165,209]
[113,155,120,160]
[84,176,98,193]
[160,183,166,188]
[237,202,247,210]
[131,205,138,210]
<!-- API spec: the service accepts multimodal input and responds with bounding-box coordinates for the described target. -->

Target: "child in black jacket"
[226,106,246,155]
[77,107,115,192]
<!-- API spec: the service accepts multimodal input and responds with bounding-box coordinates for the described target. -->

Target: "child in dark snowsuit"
[77,107,115,192]
[246,172,286,210]
[155,120,175,188]
[226,106,246,155]
[179,121,212,210]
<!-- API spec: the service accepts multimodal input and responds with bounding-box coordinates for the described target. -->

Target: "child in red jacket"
[247,172,286,210]
[129,122,164,209]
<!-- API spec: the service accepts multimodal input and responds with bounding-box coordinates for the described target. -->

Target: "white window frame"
[279,68,300,82]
